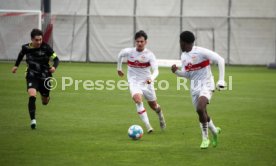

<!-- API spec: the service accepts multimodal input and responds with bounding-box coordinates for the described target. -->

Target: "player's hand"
[146,79,152,84]
[171,64,178,73]
[117,70,124,77]
[11,66,18,73]
[49,67,56,73]
[216,80,226,91]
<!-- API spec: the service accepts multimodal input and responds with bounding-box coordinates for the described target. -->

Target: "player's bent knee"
[133,94,142,103]
[28,88,37,97]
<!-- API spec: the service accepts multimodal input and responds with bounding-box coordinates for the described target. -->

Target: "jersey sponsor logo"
[128,60,150,68]
[185,60,210,71]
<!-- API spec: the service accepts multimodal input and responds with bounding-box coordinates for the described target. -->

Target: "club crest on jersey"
[139,56,147,63]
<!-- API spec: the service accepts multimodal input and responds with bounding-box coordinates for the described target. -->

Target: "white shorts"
[129,82,157,101]
[191,89,213,108]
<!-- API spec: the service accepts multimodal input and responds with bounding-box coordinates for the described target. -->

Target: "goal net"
[0,10,41,60]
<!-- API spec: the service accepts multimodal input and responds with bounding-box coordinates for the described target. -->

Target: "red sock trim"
[138,110,146,114]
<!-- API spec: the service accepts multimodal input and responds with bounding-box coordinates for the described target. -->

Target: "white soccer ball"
[128,125,143,140]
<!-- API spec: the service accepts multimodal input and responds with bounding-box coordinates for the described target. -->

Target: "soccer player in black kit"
[11,29,59,129]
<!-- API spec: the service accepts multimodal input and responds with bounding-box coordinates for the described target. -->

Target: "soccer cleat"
[212,127,221,147]
[157,111,166,129]
[30,119,36,129]
[146,124,154,133]
[42,96,50,105]
[147,128,153,133]
[200,138,210,149]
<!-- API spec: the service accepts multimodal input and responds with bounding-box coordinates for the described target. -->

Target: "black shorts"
[26,77,51,97]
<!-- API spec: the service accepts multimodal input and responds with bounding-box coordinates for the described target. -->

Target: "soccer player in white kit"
[117,30,166,133]
[171,31,225,149]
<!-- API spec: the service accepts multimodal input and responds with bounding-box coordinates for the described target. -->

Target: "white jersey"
[117,47,159,84]
[175,46,225,92]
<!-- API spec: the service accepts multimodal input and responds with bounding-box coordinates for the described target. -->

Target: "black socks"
[28,96,36,120]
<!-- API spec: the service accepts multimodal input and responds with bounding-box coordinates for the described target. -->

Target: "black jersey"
[15,42,59,79]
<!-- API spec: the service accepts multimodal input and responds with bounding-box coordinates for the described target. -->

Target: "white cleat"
[30,119,36,129]
[146,124,154,133]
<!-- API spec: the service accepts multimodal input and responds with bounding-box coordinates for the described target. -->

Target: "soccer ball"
[128,125,143,140]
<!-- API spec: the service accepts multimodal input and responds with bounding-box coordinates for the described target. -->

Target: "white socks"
[200,122,208,140]
[136,102,150,126]
[208,119,218,135]
[200,119,218,140]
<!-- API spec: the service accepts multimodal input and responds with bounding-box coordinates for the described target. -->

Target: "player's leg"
[201,89,221,147]
[144,84,166,129]
[197,90,218,149]
[132,93,153,133]
[206,110,218,134]
[27,79,38,129]
[206,110,221,147]
[197,96,210,148]
[39,78,50,105]
[197,97,208,126]
[147,101,166,129]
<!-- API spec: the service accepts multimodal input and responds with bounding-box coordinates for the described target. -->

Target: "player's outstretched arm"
[146,68,158,84]
[202,48,226,90]
[49,55,59,73]
[171,64,188,78]
[215,56,225,90]
[12,47,26,74]
[117,49,127,77]
[216,57,226,90]
[148,56,159,84]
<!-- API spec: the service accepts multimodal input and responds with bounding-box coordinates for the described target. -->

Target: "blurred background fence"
[0,0,275,65]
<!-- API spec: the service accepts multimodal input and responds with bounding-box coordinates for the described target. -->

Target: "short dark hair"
[31,28,43,39]
[135,30,148,40]
[180,31,195,44]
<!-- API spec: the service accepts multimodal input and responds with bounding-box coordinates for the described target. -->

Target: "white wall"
[0,0,275,65]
